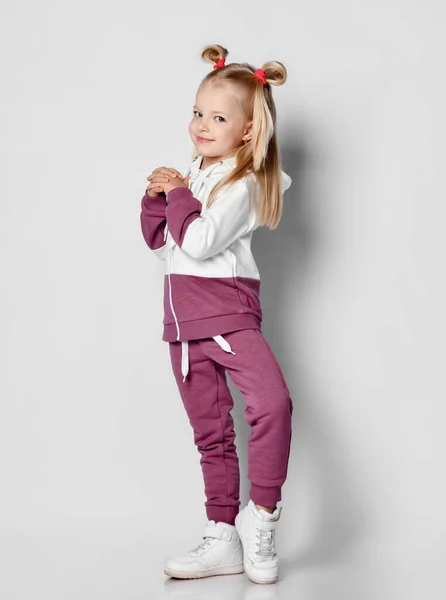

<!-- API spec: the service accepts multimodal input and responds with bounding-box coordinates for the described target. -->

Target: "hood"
[184,154,292,192]
[184,154,236,181]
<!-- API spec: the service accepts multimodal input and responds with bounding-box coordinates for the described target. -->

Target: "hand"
[145,166,191,198]
[160,173,192,196]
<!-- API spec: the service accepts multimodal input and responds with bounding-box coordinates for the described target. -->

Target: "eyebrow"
[193,106,229,116]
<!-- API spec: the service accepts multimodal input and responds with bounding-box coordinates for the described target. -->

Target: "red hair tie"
[254,68,267,85]
[213,58,226,69]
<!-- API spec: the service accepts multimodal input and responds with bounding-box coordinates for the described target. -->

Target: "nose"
[198,116,211,131]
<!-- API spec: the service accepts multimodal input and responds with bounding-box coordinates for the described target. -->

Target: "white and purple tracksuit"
[140,154,294,523]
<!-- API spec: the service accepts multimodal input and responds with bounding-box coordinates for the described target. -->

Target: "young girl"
[140,44,293,586]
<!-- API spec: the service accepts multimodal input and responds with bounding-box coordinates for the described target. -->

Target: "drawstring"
[188,160,223,200]
[181,341,189,382]
[180,335,237,382]
[213,335,236,356]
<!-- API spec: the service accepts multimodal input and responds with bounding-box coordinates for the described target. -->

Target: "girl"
[140,44,294,586]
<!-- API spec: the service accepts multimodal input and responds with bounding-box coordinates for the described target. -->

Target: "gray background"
[1,1,445,598]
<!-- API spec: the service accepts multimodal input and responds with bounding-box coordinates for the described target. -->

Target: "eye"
[192,110,225,122]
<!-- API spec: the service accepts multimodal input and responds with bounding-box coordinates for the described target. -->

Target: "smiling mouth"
[197,137,214,142]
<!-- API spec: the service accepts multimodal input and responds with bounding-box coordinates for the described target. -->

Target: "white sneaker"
[235,499,282,585]
[164,520,244,579]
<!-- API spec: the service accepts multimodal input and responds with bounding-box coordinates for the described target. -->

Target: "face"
[189,81,253,169]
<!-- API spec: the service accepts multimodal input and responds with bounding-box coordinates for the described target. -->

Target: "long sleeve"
[165,180,253,260]
[140,192,168,261]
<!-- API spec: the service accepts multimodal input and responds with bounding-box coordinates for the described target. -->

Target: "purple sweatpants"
[169,328,294,526]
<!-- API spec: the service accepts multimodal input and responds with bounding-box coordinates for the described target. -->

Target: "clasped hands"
[146,166,192,198]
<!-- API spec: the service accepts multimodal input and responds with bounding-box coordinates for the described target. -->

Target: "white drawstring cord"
[180,335,236,382]
[181,341,189,382]
[213,335,236,355]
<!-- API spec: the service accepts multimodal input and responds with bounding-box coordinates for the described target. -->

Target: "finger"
[158,167,181,178]
[146,174,171,182]
[146,182,164,192]
[150,175,170,181]
[146,168,166,180]
[147,167,179,179]
[168,168,183,178]
[146,175,171,184]
[155,167,181,178]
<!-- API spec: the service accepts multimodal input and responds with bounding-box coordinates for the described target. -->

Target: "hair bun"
[201,44,229,67]
[259,61,287,86]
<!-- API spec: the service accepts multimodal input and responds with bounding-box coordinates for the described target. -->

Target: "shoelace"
[189,536,214,554]
[255,528,276,557]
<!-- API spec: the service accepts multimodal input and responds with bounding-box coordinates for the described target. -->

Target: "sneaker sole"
[245,570,279,585]
[164,562,244,579]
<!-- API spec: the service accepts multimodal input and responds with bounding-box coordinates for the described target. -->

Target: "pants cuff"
[249,483,282,508]
[206,505,239,526]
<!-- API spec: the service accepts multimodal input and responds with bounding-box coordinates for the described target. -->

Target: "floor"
[3,525,442,600]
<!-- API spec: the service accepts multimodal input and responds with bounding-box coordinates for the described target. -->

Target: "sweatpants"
[168,328,294,526]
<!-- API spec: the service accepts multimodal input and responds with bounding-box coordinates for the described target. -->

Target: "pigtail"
[193,48,290,229]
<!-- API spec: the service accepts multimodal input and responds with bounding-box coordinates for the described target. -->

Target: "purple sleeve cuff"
[140,192,168,250]
[165,187,202,247]
[141,192,167,215]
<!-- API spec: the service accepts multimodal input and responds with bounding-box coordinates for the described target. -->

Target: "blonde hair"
[191,44,289,229]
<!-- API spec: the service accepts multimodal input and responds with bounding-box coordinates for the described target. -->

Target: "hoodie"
[140,153,292,348]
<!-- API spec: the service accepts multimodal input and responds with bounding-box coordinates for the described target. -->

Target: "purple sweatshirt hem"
[162,313,261,342]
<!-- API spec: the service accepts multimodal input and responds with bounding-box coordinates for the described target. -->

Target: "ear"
[242,121,253,143]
